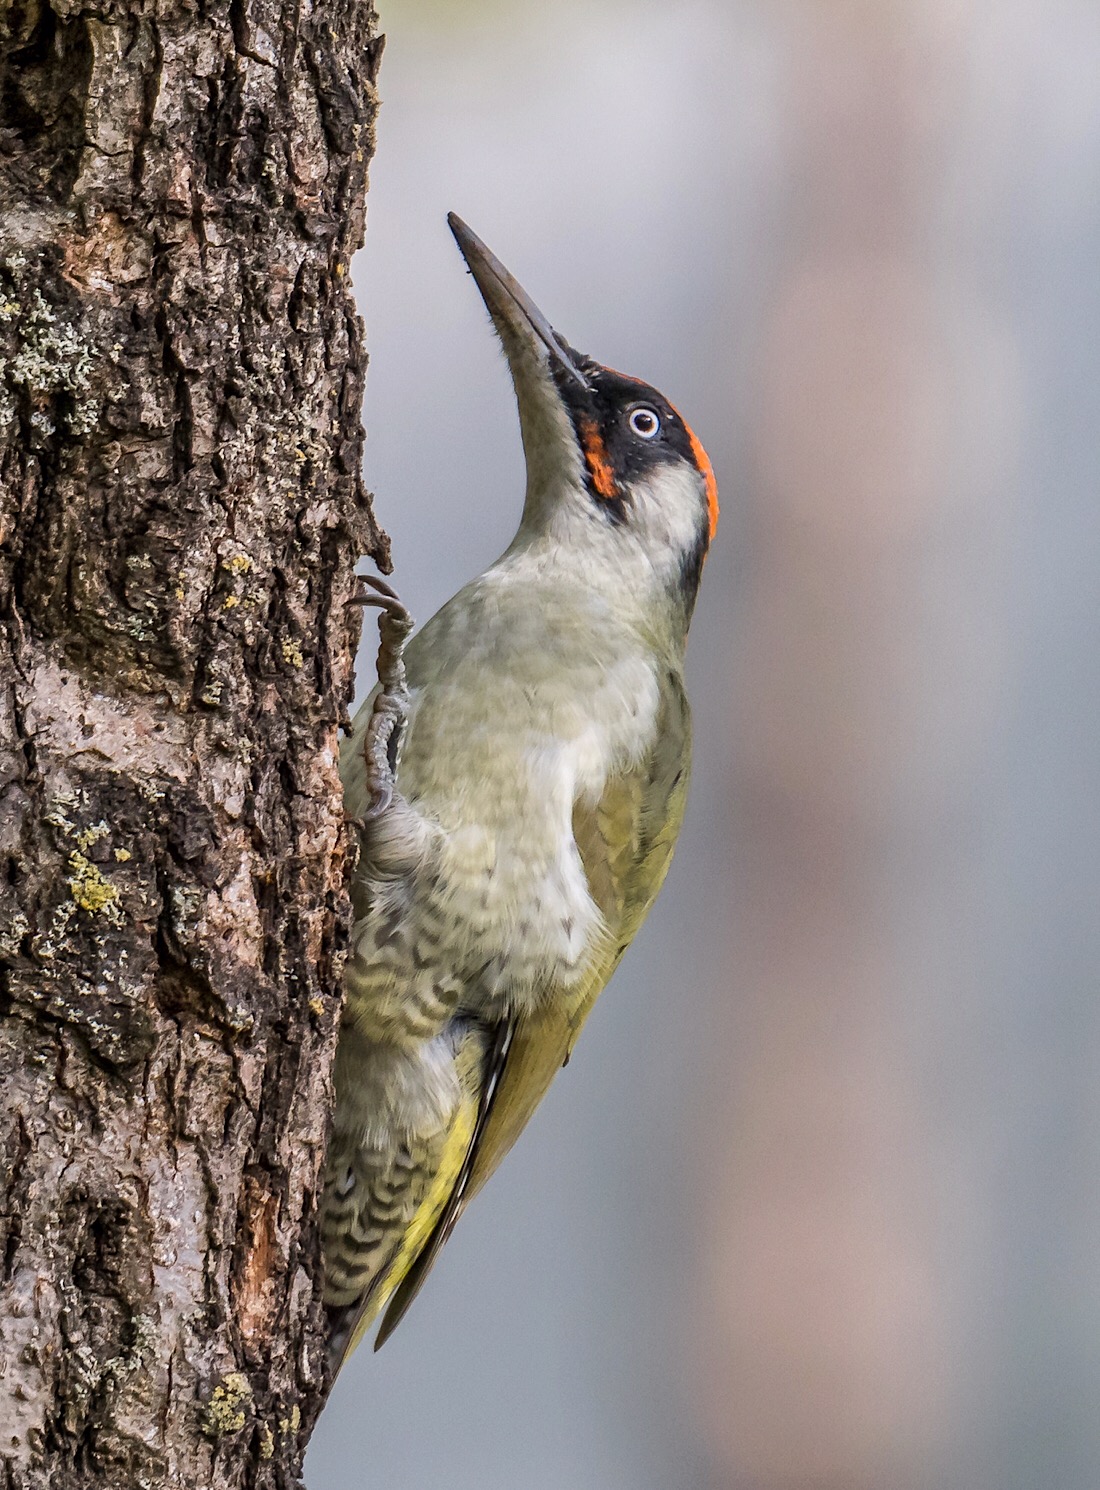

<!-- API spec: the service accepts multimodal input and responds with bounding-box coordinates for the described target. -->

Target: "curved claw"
[363,574,401,602]
[348,573,407,609]
[361,779,394,822]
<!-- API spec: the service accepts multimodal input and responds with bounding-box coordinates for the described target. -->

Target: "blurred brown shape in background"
[696,5,1012,1486]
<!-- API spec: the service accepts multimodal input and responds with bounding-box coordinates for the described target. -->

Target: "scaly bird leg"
[348,574,414,820]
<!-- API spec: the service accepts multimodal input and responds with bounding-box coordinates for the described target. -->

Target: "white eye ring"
[629,407,661,439]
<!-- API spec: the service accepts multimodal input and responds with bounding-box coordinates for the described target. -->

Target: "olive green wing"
[374,671,691,1342]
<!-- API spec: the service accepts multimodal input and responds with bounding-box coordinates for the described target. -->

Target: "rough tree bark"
[0,0,384,1484]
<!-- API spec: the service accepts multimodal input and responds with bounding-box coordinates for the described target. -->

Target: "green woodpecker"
[322,214,718,1368]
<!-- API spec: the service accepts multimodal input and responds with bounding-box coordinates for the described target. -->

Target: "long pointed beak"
[448,213,589,391]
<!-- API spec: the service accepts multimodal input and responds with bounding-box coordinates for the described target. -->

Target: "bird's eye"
[629,407,661,439]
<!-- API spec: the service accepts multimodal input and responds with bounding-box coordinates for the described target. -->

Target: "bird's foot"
[350,574,414,820]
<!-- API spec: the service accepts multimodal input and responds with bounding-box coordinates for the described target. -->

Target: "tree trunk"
[0,0,383,1483]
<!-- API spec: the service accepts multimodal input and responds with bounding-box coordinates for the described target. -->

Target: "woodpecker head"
[448,213,718,626]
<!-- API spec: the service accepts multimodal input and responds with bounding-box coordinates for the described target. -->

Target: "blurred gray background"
[308,2,1100,1487]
